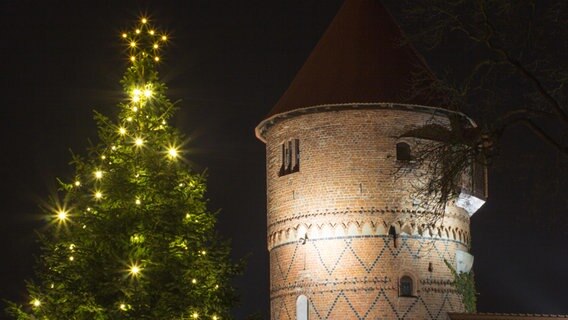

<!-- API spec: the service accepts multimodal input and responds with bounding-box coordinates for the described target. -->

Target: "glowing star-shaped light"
[56,209,68,221]
[134,138,144,147]
[192,278,197,284]
[31,299,41,308]
[167,147,178,159]
[94,170,103,179]
[123,18,168,64]
[74,181,81,187]
[94,191,103,199]
[192,312,199,319]
[135,199,141,205]
[129,264,141,277]
[212,315,219,320]
[118,127,127,135]
[69,256,74,261]
[143,89,152,97]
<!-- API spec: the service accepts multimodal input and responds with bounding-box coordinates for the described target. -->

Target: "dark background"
[1,1,566,319]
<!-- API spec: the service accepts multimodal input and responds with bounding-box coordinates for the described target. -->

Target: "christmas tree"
[7,17,240,320]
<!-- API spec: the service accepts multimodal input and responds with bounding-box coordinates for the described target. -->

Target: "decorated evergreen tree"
[7,17,240,320]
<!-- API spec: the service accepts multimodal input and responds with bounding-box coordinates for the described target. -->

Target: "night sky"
[1,1,567,319]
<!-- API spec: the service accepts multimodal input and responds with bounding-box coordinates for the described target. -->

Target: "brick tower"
[255,0,486,319]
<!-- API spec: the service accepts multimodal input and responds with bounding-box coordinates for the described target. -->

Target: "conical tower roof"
[267,0,448,118]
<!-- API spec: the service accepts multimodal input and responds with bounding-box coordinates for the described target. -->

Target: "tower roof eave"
[255,102,475,143]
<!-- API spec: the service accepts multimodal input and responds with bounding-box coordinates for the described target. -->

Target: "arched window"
[296,295,309,320]
[396,142,412,161]
[400,275,413,297]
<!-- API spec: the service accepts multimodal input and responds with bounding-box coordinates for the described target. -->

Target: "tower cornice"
[255,102,476,142]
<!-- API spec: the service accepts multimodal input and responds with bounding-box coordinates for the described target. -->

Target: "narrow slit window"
[396,142,412,161]
[279,144,286,176]
[389,225,398,248]
[293,139,300,173]
[287,140,293,172]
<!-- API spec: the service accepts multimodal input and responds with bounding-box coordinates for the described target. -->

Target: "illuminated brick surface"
[260,106,472,319]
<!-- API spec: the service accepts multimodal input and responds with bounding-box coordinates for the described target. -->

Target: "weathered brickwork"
[259,105,474,319]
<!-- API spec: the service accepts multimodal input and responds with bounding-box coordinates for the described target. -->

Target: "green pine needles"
[6,17,241,320]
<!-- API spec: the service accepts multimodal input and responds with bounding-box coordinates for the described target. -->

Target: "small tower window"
[388,225,398,248]
[396,142,412,161]
[399,275,413,297]
[279,139,300,176]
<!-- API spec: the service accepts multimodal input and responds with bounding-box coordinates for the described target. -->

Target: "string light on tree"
[167,146,179,159]
[56,209,68,222]
[134,137,144,147]
[129,263,141,277]
[31,299,41,308]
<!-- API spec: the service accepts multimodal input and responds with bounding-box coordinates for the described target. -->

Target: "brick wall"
[261,106,472,320]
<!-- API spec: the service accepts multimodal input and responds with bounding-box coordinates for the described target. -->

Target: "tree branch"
[477,1,568,124]
[496,117,568,156]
